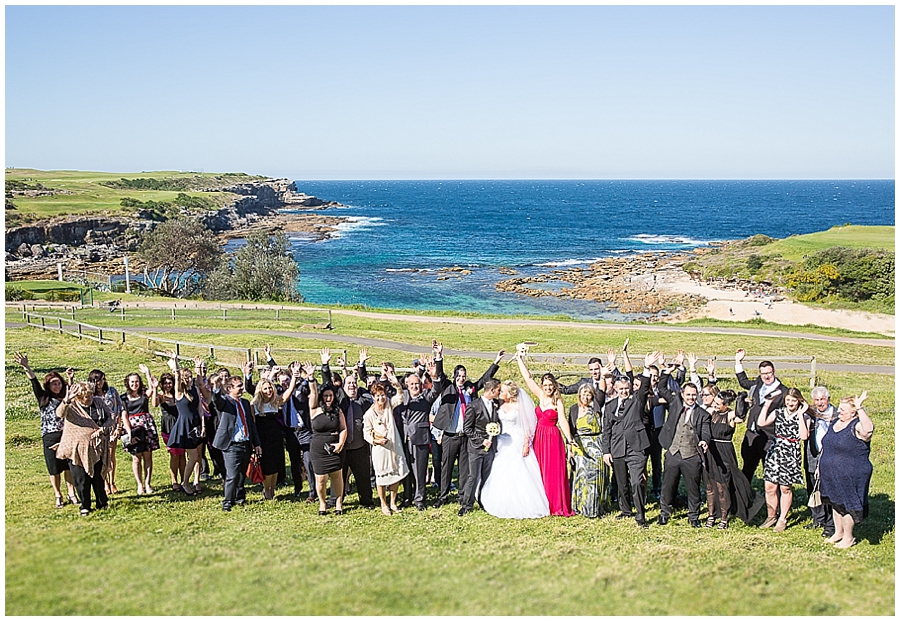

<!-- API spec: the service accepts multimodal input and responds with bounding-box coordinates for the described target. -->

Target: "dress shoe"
[635,519,650,529]
[415,503,426,511]
[804,522,818,530]
[822,530,835,538]
[689,519,702,529]
[458,507,469,516]
[222,504,232,512]
[433,500,444,509]
[657,514,670,526]
[615,512,633,521]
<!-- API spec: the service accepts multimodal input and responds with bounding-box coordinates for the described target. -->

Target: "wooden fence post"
[275,309,280,321]
[99,328,103,342]
[57,318,62,333]
[78,323,82,339]
[810,356,816,389]
[328,310,332,329]
[121,307,125,321]
[172,308,176,321]
[223,308,227,321]
[41,317,45,329]
[175,343,180,360]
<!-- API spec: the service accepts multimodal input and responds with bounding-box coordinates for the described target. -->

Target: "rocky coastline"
[5,178,349,280]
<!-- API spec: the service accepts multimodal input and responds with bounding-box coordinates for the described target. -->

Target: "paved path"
[10,323,891,374]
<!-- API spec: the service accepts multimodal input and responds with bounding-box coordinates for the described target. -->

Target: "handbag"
[246,453,264,484]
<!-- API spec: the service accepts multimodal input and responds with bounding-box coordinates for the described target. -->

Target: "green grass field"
[4,325,894,615]
[764,225,895,261]
[5,168,258,223]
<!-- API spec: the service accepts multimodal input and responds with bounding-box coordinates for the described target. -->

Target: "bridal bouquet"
[485,422,501,451]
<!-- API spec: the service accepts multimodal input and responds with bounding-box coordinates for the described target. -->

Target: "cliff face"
[5,179,338,251]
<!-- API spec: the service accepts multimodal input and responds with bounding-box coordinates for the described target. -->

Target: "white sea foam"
[331,216,386,239]
[537,258,603,267]
[627,234,715,246]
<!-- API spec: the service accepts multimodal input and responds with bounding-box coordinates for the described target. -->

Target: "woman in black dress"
[304,362,347,515]
[165,354,212,497]
[14,353,78,508]
[819,392,874,549]
[155,372,186,491]
[121,366,161,495]
[250,365,300,500]
[704,390,756,528]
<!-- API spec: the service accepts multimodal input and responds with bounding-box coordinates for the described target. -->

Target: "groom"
[458,379,501,516]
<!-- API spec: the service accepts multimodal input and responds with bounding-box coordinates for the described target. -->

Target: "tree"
[138,218,222,297]
[203,230,302,302]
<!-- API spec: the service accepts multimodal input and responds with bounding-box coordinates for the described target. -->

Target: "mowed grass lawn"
[5,328,895,615]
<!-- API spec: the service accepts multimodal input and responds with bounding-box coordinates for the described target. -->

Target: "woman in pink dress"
[514,347,575,516]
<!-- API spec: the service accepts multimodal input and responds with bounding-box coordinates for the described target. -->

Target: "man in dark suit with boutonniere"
[211,375,261,512]
[458,379,502,516]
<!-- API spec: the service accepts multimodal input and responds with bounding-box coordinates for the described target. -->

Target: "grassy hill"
[5,168,264,225]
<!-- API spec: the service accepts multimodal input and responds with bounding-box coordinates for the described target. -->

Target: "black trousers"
[282,428,306,495]
[430,440,442,486]
[612,449,647,522]
[647,426,663,495]
[70,459,107,511]
[403,443,431,505]
[804,468,835,531]
[462,443,496,511]
[439,432,469,503]
[343,444,374,507]
[660,451,703,521]
[740,431,769,483]
[222,441,252,508]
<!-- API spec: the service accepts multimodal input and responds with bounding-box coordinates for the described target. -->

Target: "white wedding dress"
[480,390,550,519]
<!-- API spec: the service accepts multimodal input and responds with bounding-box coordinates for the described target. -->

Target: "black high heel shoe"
[318,510,328,516]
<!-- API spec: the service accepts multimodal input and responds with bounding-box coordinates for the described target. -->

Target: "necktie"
[617,400,625,417]
[684,406,692,424]
[236,398,249,440]
[460,391,467,420]
[347,401,360,444]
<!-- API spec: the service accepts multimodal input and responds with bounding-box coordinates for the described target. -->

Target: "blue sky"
[5,5,895,179]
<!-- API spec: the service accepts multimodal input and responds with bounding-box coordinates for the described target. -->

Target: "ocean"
[239,180,895,320]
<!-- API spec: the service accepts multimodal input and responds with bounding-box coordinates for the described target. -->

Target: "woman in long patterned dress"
[363,378,409,516]
[819,392,875,549]
[121,367,161,495]
[757,387,809,532]
[568,383,609,518]
[514,348,575,516]
[88,369,125,496]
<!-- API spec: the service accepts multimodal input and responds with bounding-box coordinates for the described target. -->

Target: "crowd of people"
[14,340,875,547]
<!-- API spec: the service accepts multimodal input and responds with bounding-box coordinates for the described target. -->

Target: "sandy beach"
[642,268,895,336]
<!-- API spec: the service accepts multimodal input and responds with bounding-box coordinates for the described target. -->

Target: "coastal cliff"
[5,175,346,280]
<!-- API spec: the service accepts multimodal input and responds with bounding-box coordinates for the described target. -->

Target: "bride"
[480,380,550,519]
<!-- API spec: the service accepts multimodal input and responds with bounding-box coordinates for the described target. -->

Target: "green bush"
[5,286,34,301]
[786,246,894,306]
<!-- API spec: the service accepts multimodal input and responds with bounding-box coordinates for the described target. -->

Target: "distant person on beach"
[431,351,503,508]
[14,353,78,509]
[734,350,785,485]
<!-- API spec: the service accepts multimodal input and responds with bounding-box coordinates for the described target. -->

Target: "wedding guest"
[165,355,212,497]
[88,369,124,496]
[704,390,759,528]
[568,383,609,518]
[363,380,409,515]
[560,355,613,412]
[275,367,311,499]
[339,373,375,509]
[515,348,575,517]
[819,392,874,549]
[156,371,186,491]
[250,366,299,500]
[431,351,503,508]
[55,381,116,516]
[14,353,77,508]
[804,386,837,537]
[735,349,785,483]
[121,366,161,495]
[601,352,656,528]
[757,387,810,532]
[305,361,348,515]
[656,369,710,528]
[211,375,261,511]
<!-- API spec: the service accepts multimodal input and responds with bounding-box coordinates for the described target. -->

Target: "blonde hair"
[577,383,596,405]
[502,380,519,401]
[251,378,284,410]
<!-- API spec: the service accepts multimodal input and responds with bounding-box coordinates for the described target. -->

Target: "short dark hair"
[759,361,775,371]
[483,378,500,392]
[227,376,244,390]
[453,365,467,380]
[588,357,602,366]
[370,383,387,396]
[717,389,736,407]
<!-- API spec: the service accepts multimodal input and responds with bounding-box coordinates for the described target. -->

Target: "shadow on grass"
[857,493,894,545]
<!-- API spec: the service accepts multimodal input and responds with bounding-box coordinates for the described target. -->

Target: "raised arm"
[193,358,212,402]
[474,350,504,391]
[853,391,874,442]
[734,349,753,389]
[515,350,543,400]
[756,390,782,428]
[166,352,183,400]
[303,362,319,411]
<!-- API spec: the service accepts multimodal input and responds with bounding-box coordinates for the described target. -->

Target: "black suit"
[657,377,711,522]
[461,396,499,511]
[432,361,499,504]
[396,359,446,506]
[600,370,652,523]
[560,376,613,412]
[212,393,260,510]
[735,369,785,483]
